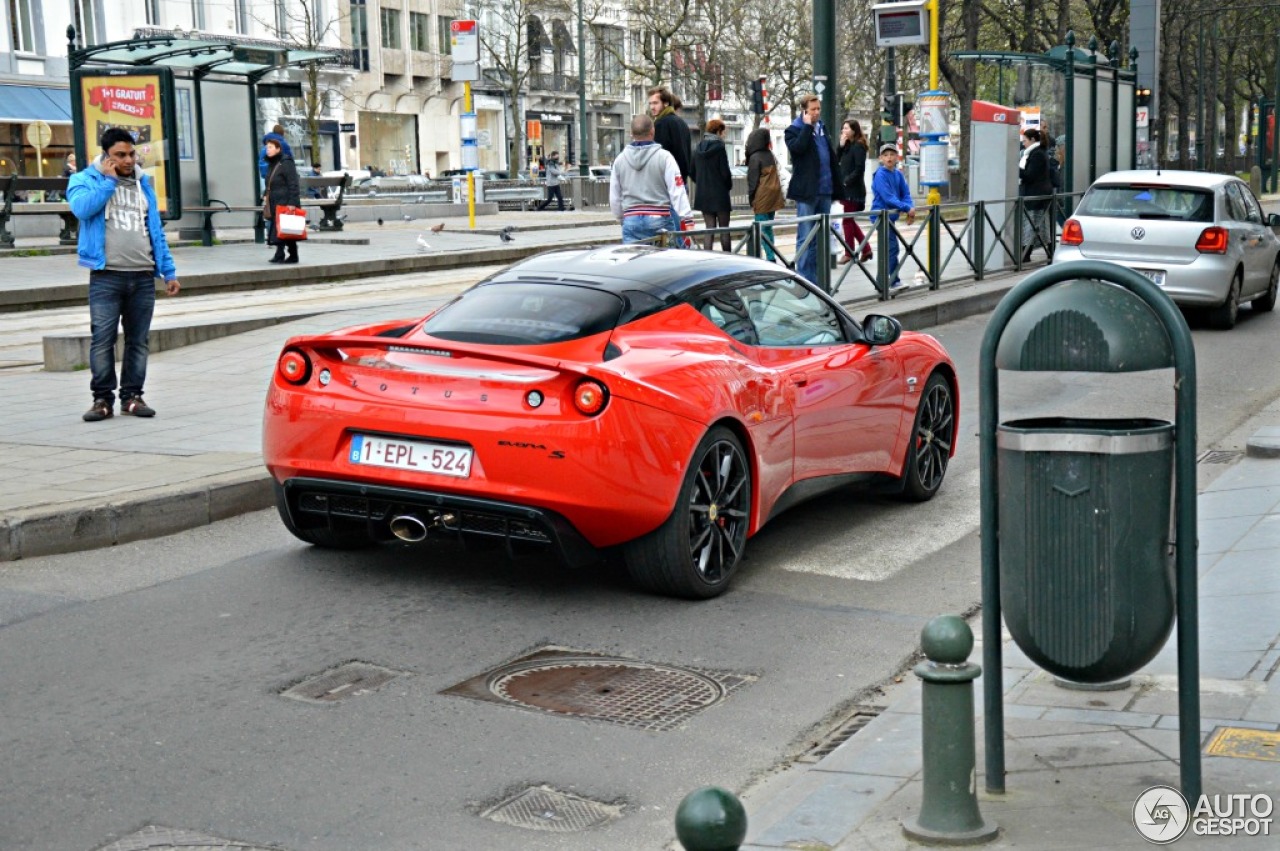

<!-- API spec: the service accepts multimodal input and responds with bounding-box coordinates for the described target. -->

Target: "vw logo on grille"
[1131,227,1146,240]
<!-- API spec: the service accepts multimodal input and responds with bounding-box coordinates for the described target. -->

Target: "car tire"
[897,373,954,502]
[273,482,375,549]
[623,426,752,599]
[1208,271,1242,330]
[1252,260,1279,313]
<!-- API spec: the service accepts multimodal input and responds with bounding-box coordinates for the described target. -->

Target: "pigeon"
[377,217,384,226]
[402,214,414,222]
[430,222,445,234]
[499,225,515,243]
[337,211,348,222]
[415,195,426,204]
[416,234,432,252]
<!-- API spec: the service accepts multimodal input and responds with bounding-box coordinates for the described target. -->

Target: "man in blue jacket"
[870,143,916,290]
[68,127,181,422]
[785,93,844,286]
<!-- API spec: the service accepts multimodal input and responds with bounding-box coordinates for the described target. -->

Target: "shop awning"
[0,84,73,124]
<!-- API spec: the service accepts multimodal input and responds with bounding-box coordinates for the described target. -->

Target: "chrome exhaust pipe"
[389,514,429,543]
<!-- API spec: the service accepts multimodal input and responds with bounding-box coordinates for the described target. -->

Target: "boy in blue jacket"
[67,127,181,422]
[869,144,916,290]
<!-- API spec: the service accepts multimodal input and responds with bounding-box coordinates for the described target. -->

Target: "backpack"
[754,164,785,214]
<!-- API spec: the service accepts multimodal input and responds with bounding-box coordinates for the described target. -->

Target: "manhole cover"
[95,825,282,850]
[1204,726,1280,762]
[443,646,754,731]
[281,660,407,704]
[480,785,624,833]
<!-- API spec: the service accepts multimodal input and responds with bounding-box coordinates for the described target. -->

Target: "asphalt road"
[2,304,1279,850]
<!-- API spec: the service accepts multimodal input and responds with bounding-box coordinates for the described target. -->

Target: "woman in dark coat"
[262,132,301,263]
[690,118,733,250]
[746,127,785,262]
[1019,128,1054,262]
[837,120,872,264]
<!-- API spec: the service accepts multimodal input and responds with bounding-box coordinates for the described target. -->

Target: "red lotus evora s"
[263,245,958,598]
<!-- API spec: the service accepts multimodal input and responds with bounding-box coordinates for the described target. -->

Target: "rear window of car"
[1075,185,1214,222]
[420,282,625,345]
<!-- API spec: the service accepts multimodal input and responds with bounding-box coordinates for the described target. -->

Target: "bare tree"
[464,0,545,174]
[252,0,351,163]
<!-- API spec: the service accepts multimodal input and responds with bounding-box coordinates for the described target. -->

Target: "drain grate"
[95,825,282,850]
[443,646,755,732]
[1198,449,1245,465]
[480,785,624,833]
[281,660,407,704]
[797,706,884,763]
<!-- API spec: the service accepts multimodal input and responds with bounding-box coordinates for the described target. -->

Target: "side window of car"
[695,287,760,345]
[1239,184,1264,224]
[734,278,845,347]
[1224,183,1253,223]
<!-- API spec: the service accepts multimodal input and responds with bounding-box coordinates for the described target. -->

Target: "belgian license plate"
[348,434,473,478]
[1136,268,1166,286]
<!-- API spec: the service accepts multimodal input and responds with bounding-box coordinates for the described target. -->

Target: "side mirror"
[1268,213,1280,228]
[861,314,902,346]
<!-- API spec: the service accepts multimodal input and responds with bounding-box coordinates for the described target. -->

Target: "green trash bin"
[997,416,1175,683]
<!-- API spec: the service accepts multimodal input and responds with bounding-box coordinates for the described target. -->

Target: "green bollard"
[902,615,999,845]
[675,786,747,851]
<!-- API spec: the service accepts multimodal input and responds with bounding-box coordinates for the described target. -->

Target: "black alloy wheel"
[899,373,953,502]
[624,426,752,599]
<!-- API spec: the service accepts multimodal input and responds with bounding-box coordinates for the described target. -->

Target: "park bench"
[183,173,353,246]
[298,173,351,230]
[0,175,77,247]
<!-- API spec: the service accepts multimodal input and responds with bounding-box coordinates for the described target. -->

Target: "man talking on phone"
[67,127,181,422]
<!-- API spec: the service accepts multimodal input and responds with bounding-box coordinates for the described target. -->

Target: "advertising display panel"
[71,66,181,217]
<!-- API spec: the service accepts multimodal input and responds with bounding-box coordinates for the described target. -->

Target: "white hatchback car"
[1053,170,1280,329]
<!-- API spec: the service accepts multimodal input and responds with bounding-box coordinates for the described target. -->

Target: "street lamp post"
[578,0,588,178]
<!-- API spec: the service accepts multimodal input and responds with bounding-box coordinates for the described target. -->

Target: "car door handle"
[789,372,810,387]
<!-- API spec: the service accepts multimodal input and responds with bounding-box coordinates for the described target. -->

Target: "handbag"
[275,205,308,240]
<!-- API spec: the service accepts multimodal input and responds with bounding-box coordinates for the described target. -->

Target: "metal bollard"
[902,615,999,845]
[675,786,747,851]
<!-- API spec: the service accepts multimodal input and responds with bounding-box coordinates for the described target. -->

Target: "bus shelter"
[67,27,346,243]
[953,31,1139,196]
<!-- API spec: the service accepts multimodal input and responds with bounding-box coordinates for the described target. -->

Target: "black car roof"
[483,245,800,300]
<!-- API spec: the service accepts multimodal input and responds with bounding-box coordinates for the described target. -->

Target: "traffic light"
[749,78,765,114]
[883,94,902,125]
[1136,87,1151,107]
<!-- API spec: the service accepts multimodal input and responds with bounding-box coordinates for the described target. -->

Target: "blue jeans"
[88,269,156,405]
[754,212,777,261]
[795,194,832,285]
[621,215,669,245]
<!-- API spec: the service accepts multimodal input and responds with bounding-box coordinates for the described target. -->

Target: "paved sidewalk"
[741,437,1280,849]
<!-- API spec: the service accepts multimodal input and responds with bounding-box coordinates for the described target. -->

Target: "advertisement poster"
[72,67,180,216]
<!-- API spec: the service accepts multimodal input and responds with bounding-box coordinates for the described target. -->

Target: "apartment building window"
[380,7,401,50]
[234,0,249,34]
[191,0,206,30]
[438,16,454,56]
[8,0,38,52]
[274,0,288,37]
[593,25,623,95]
[310,0,326,41]
[350,0,369,70]
[72,0,99,46]
[409,11,429,52]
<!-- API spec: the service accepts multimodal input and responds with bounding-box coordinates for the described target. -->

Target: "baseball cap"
[879,143,900,156]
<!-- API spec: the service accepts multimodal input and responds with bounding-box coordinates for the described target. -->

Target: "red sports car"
[263,246,958,598]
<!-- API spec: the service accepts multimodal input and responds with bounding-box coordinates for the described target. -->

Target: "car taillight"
[1060,219,1083,245]
[1195,226,1229,254]
[572,379,608,416]
[277,349,311,385]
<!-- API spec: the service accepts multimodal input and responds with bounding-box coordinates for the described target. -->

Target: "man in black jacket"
[785,93,844,285]
[648,86,692,237]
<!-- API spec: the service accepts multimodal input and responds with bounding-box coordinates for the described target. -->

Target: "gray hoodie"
[609,142,693,221]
